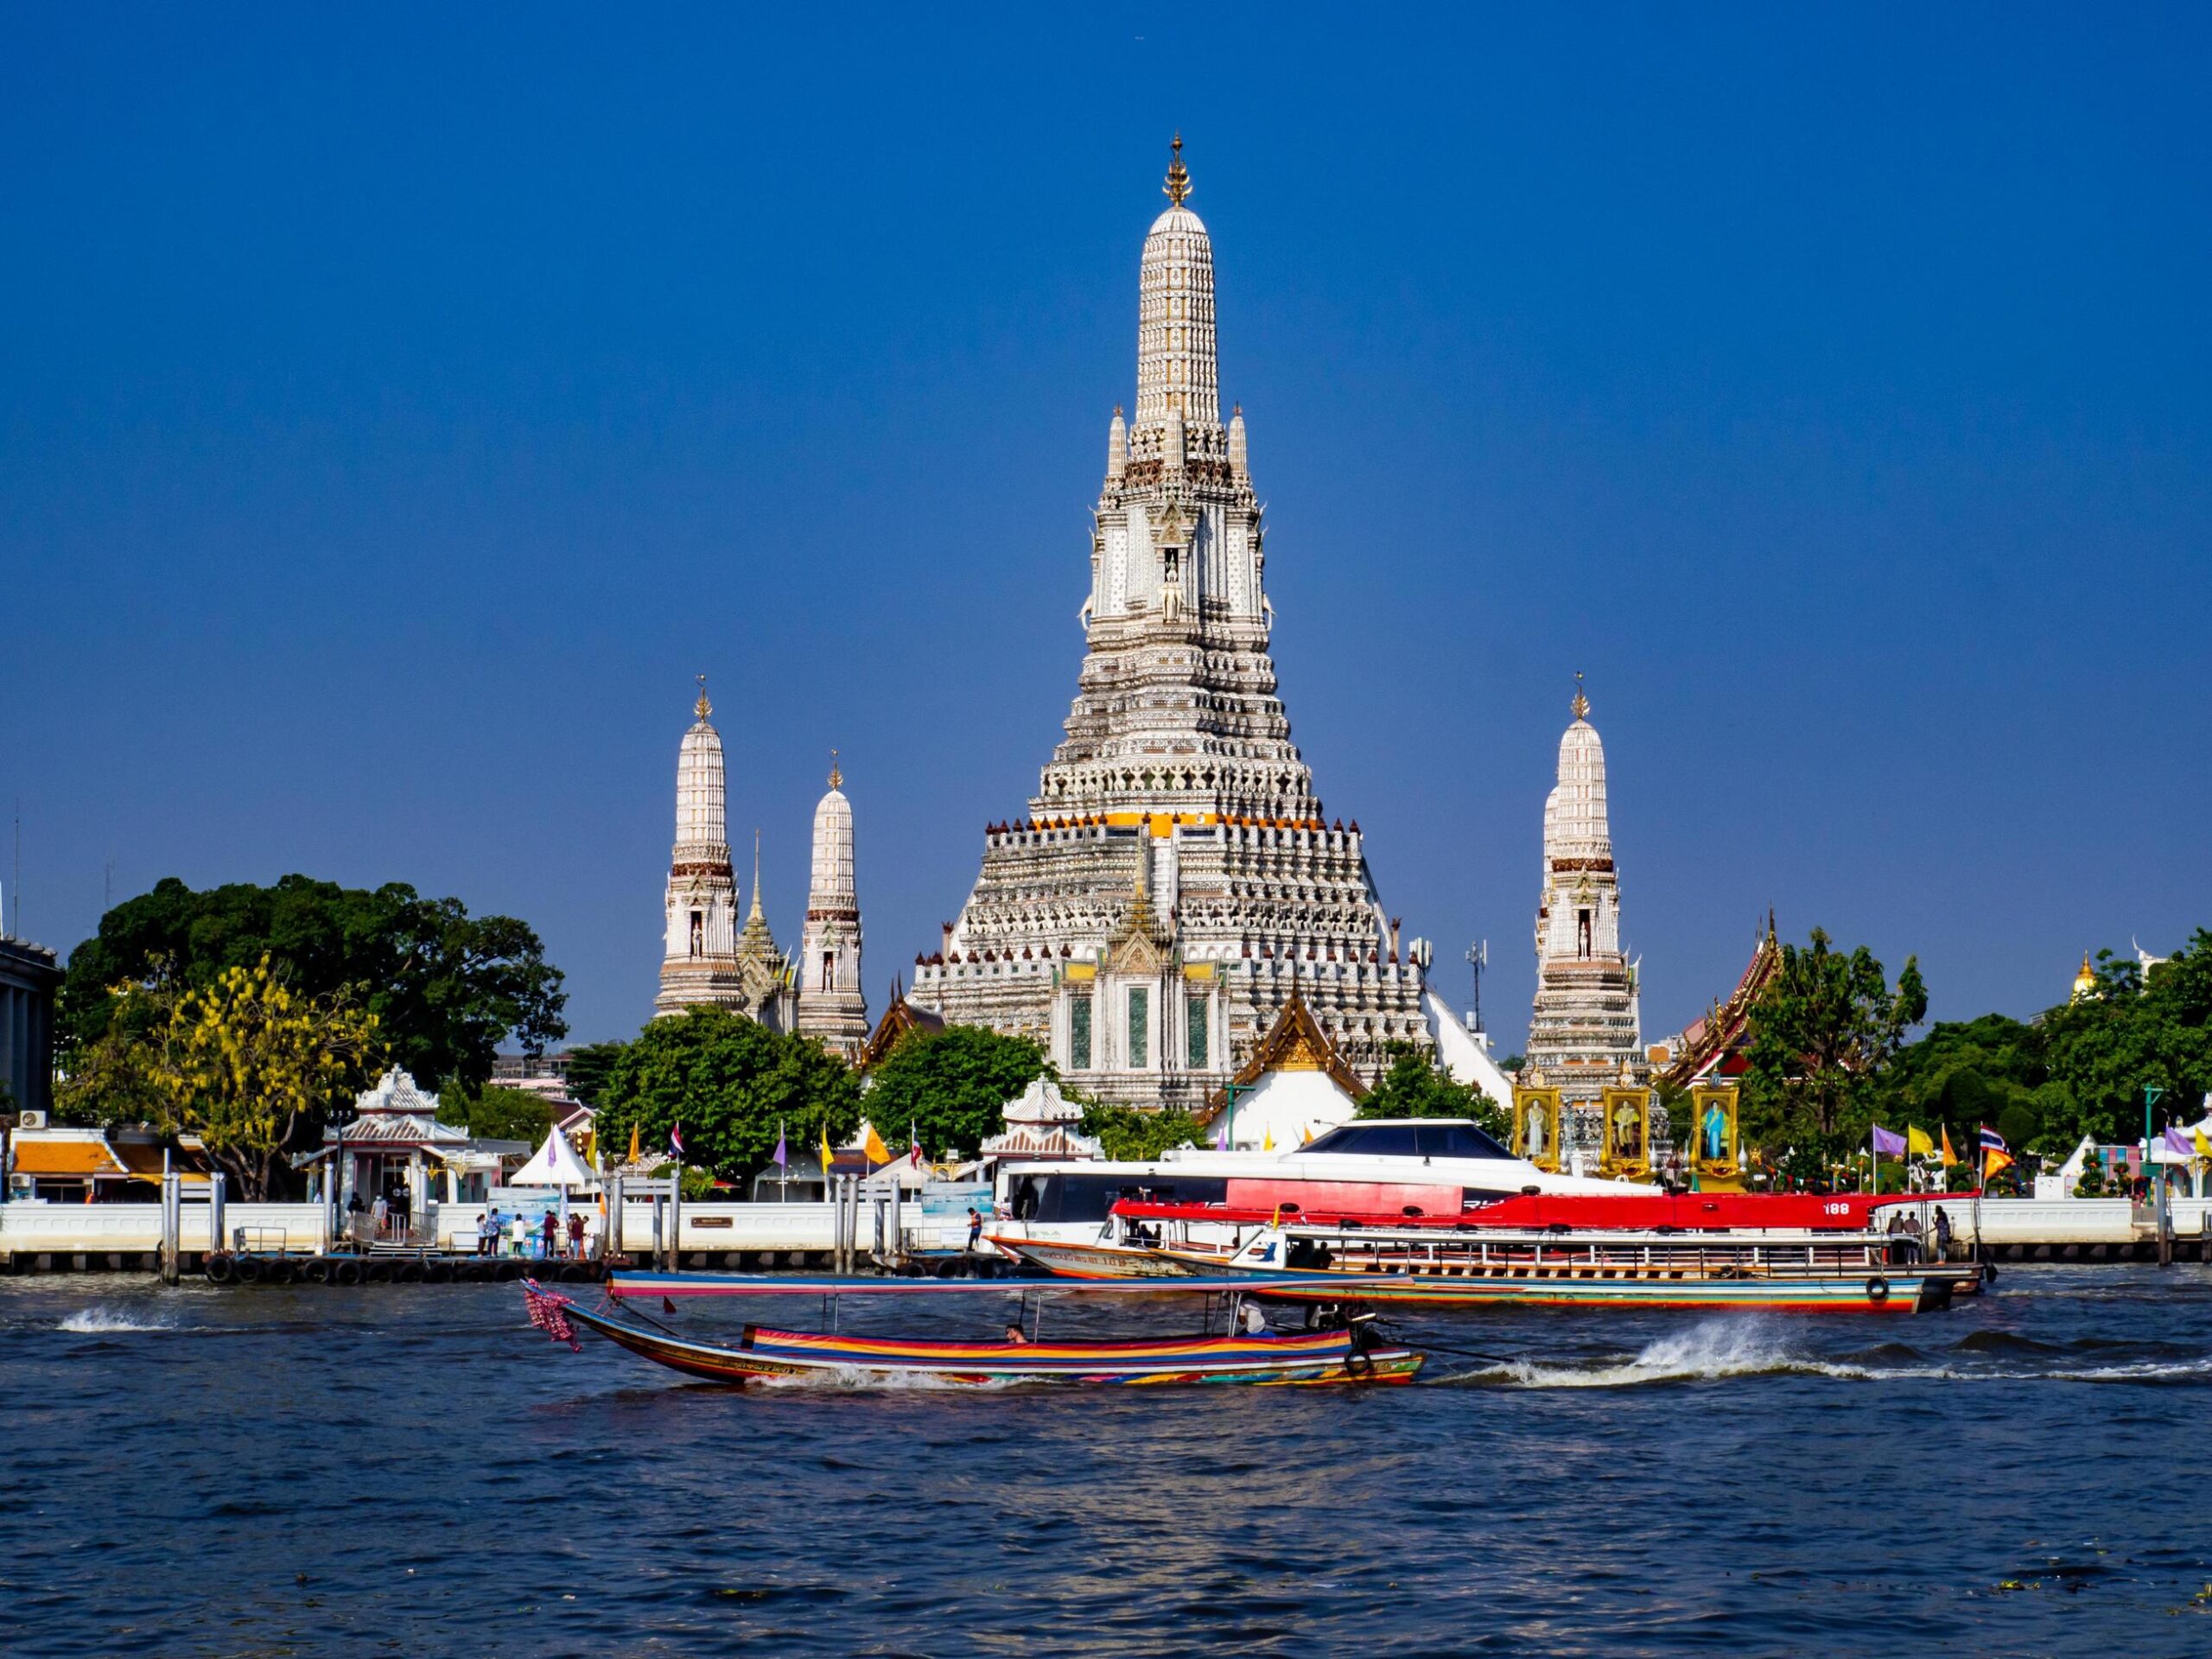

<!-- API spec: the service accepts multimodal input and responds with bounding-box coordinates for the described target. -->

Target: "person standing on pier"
[479,1206,500,1258]
[567,1211,586,1259]
[370,1192,389,1241]
[967,1209,983,1253]
[540,1209,560,1260]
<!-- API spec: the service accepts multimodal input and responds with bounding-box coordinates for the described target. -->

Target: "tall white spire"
[1134,134,1219,432]
[1526,675,1645,1116]
[657,677,744,1015]
[796,752,868,1058]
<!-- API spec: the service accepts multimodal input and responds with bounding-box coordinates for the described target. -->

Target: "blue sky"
[4,5,2207,1048]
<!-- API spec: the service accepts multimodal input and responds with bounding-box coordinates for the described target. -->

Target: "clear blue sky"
[4,5,2207,1049]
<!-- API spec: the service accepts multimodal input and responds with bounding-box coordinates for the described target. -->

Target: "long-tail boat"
[520,1277,1423,1388]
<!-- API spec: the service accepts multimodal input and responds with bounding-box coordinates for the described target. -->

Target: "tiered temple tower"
[656,679,747,1015]
[907,140,1432,1108]
[656,682,796,1027]
[795,756,869,1058]
[1524,680,1647,1136]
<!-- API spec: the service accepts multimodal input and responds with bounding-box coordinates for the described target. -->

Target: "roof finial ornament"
[828,747,842,791]
[1164,132,1191,207]
[695,672,712,721]
[747,829,765,922]
[1571,669,1589,721]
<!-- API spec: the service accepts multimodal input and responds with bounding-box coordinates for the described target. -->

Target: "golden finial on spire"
[1163,132,1191,207]
[1571,670,1589,721]
[828,747,842,791]
[694,672,711,721]
[747,829,764,922]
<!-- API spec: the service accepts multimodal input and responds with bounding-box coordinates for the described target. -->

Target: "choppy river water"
[5,1264,2212,1656]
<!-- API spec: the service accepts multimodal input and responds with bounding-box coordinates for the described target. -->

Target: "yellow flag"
[862,1122,892,1166]
[626,1124,640,1166]
[1300,1125,1313,1145]
[1262,1126,1274,1150]
[2195,1128,2211,1160]
[1907,1126,1935,1157]
[1941,1128,1959,1167]
[819,1123,835,1177]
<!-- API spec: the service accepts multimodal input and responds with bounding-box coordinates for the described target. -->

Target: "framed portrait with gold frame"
[1599,1087,1651,1179]
[1690,1085,1739,1177]
[1510,1086,1563,1173]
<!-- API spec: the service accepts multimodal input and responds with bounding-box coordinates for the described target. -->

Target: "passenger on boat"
[1239,1303,1274,1338]
[1004,1323,1030,1344]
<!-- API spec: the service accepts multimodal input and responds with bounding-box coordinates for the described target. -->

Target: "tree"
[440,1084,553,1145]
[60,875,567,1098]
[1740,928,1928,1154]
[2037,933,2212,1146]
[561,1040,629,1109]
[1079,1102,1205,1160]
[1353,1043,1509,1137]
[76,956,384,1199]
[862,1025,1051,1159]
[594,1009,861,1185]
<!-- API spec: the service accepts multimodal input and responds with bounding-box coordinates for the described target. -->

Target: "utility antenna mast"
[1465,938,1488,1034]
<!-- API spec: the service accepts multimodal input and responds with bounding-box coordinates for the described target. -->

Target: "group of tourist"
[475,1205,593,1261]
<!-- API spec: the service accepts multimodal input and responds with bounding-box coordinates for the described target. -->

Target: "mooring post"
[608,1174,625,1259]
[159,1171,181,1286]
[209,1172,227,1259]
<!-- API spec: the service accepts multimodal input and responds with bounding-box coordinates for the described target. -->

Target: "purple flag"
[2164,1127,2190,1154]
[772,1125,789,1168]
[1871,1125,1908,1156]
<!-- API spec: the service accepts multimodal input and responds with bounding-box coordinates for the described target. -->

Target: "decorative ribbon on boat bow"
[523,1280,582,1352]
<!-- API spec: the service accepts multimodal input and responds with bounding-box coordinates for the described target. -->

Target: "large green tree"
[1079,1102,1205,1160]
[862,1024,1050,1160]
[2037,932,2212,1147]
[594,1008,861,1184]
[60,875,567,1098]
[560,1040,629,1109]
[1354,1044,1510,1137]
[1740,928,1927,1153]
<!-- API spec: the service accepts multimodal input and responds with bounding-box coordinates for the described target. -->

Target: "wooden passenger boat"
[1144,1221,1975,1313]
[522,1280,1424,1388]
[983,1234,1204,1280]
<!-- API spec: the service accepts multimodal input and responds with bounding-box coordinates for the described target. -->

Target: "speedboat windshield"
[1295,1122,1514,1160]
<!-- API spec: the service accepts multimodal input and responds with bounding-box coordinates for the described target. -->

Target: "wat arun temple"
[652,142,1658,1142]
[904,142,1439,1108]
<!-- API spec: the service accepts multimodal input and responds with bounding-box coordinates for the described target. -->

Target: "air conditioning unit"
[16,1109,47,1130]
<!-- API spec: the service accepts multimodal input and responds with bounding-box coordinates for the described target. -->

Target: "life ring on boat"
[332,1259,365,1287]
[233,1256,265,1284]
[204,1254,237,1285]
[1866,1274,1891,1305]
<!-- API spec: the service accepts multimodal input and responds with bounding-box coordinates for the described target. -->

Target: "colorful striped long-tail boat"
[522,1281,1424,1387]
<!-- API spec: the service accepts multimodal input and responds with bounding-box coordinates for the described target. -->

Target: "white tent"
[507,1128,598,1187]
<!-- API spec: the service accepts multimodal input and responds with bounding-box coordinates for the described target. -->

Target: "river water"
[5,1264,2211,1656]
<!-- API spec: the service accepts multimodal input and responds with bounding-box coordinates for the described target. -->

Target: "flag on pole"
[1871,1125,1908,1157]
[1906,1125,1935,1157]
[2196,1128,2212,1160]
[772,1122,789,1169]
[1216,1120,1230,1151]
[862,1122,892,1166]
[626,1124,641,1166]
[670,1122,685,1159]
[1980,1126,2013,1182]
[1941,1127,1960,1167]
[819,1122,835,1178]
[910,1122,926,1166]
[1262,1126,1274,1151]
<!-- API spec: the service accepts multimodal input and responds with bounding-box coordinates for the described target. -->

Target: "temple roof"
[1660,915,1781,1088]
[1205,988,1369,1117]
[858,987,947,1072]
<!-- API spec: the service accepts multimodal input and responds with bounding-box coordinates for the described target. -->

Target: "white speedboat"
[988,1118,1645,1255]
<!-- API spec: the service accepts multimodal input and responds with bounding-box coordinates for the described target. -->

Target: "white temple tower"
[656,678,747,1016]
[907,140,1432,1107]
[795,754,869,1058]
[1524,679,1647,1128]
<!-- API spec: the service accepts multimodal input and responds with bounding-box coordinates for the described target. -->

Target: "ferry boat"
[1103,1193,1983,1313]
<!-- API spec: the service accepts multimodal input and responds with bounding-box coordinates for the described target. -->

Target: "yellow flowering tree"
[161,957,383,1199]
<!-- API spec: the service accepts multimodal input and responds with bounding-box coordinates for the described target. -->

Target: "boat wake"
[751,1365,1025,1395]
[59,1306,179,1334]
[1446,1321,1948,1389]
[1436,1319,2212,1390]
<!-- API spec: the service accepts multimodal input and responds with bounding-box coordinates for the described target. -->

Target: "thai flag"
[1979,1127,2007,1154]
[671,1122,685,1158]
